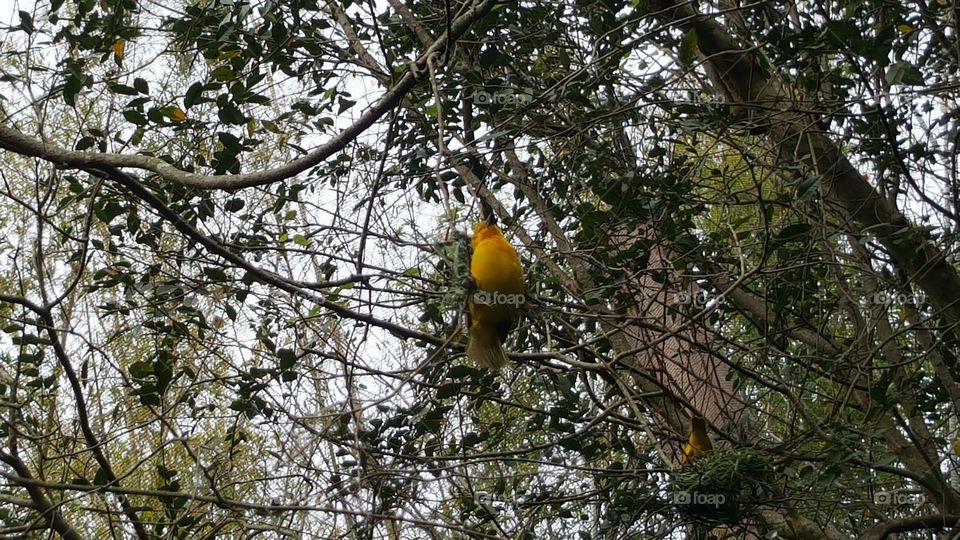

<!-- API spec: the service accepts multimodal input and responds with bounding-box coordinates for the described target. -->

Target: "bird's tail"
[467,326,509,370]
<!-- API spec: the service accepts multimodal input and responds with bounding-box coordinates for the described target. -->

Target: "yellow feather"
[680,416,713,465]
[467,220,524,370]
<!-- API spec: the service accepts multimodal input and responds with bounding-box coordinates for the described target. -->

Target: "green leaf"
[64,73,82,107]
[109,83,139,96]
[146,107,165,124]
[229,399,247,413]
[337,98,356,114]
[262,120,281,133]
[796,175,821,202]
[774,223,812,245]
[203,267,228,282]
[480,47,504,68]
[75,136,96,150]
[122,109,148,126]
[885,61,924,86]
[93,468,111,486]
[133,77,149,94]
[185,82,204,109]
[225,198,245,212]
[18,11,34,34]
[463,431,486,446]
[218,101,247,124]
[211,66,236,81]
[447,364,473,378]
[156,356,173,395]
[99,201,124,223]
[436,382,462,399]
[277,348,296,370]
[559,437,582,451]
[139,393,161,406]
[129,361,153,379]
[679,28,698,66]
[218,131,242,151]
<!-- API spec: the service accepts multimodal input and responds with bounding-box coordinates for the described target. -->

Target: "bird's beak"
[485,214,497,226]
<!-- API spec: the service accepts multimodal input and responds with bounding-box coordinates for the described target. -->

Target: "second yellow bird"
[680,416,713,465]
[467,215,524,370]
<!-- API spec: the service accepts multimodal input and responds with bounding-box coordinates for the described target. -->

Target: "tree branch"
[0,451,83,540]
[0,295,150,539]
[650,0,960,334]
[863,514,960,540]
[0,0,498,191]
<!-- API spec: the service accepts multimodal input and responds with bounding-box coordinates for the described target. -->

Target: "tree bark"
[651,0,960,333]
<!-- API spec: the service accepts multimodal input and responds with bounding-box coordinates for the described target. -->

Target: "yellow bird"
[467,215,525,369]
[680,416,713,465]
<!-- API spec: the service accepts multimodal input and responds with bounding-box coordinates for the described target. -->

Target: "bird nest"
[670,448,774,524]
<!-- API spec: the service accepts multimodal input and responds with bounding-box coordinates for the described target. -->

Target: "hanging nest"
[670,447,774,525]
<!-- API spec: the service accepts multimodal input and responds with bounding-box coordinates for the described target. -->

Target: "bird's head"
[472,215,502,246]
